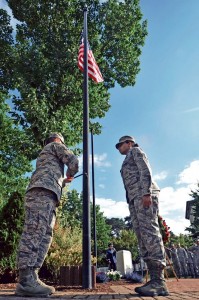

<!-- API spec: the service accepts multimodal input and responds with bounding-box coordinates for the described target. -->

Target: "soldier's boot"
[15,267,55,297]
[135,262,169,297]
[33,268,55,294]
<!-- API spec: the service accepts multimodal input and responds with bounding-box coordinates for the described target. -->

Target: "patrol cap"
[115,135,135,149]
[47,132,65,144]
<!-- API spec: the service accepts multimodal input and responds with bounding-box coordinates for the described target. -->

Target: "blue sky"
[2,0,199,234]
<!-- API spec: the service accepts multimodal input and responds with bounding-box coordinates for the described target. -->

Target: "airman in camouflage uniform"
[115,136,169,297]
[15,133,79,297]
[184,247,196,278]
[170,244,182,278]
[189,239,199,277]
[176,243,188,278]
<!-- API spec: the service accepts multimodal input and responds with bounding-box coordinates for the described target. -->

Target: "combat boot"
[135,262,169,297]
[33,268,55,294]
[15,267,55,297]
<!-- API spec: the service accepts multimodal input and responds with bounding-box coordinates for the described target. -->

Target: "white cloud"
[163,216,190,235]
[159,186,191,215]
[96,198,129,219]
[78,153,111,171]
[94,153,111,167]
[153,171,168,181]
[158,160,199,234]
[177,160,199,185]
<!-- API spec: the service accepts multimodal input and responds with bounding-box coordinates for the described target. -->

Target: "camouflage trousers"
[129,195,166,266]
[17,188,57,269]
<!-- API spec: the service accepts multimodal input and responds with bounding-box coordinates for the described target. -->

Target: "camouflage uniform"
[17,141,79,270]
[117,137,169,297]
[186,249,196,278]
[170,247,182,278]
[189,243,199,277]
[176,246,188,278]
[120,146,166,266]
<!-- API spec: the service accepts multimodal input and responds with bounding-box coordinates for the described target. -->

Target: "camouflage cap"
[48,132,65,144]
[115,135,135,149]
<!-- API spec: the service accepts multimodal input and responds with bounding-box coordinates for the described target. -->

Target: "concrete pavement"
[0,279,199,299]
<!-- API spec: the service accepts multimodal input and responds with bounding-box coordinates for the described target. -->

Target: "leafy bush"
[0,192,25,282]
[45,223,83,279]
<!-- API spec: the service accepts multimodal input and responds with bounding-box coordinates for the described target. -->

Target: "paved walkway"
[0,279,199,299]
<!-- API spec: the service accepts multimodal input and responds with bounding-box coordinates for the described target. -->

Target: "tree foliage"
[0,9,14,90]
[106,217,128,237]
[112,229,138,260]
[46,224,83,279]
[91,204,111,256]
[58,189,111,258]
[0,9,33,203]
[169,232,193,248]
[2,0,147,156]
[0,91,33,203]
[0,191,25,277]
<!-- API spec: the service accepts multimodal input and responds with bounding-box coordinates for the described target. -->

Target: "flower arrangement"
[106,270,122,281]
[158,215,171,244]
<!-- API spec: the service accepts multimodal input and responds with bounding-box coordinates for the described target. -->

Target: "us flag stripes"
[78,36,104,83]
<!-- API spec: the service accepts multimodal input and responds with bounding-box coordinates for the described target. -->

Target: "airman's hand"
[62,177,74,187]
[142,195,152,208]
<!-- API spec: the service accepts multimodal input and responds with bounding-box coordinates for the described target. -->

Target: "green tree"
[91,204,111,256]
[0,192,25,278]
[0,9,14,90]
[185,184,199,238]
[3,0,147,155]
[58,189,111,259]
[0,9,33,203]
[59,189,83,228]
[112,229,138,260]
[169,232,193,248]
[0,91,33,203]
[106,217,127,237]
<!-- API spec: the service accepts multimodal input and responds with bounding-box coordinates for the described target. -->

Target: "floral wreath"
[158,215,171,244]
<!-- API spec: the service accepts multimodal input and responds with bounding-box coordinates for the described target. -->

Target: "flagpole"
[82,5,92,289]
[91,128,97,266]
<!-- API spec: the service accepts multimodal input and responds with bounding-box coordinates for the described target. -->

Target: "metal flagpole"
[91,128,97,267]
[82,5,92,289]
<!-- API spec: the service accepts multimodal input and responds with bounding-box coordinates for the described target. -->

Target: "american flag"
[78,36,104,83]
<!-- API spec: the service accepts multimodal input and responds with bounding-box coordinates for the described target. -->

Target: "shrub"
[45,223,83,279]
[0,192,25,282]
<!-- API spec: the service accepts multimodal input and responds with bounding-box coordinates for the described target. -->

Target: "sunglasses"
[117,141,130,148]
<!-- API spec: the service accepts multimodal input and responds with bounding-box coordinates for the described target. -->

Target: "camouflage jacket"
[120,146,157,203]
[27,142,79,201]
